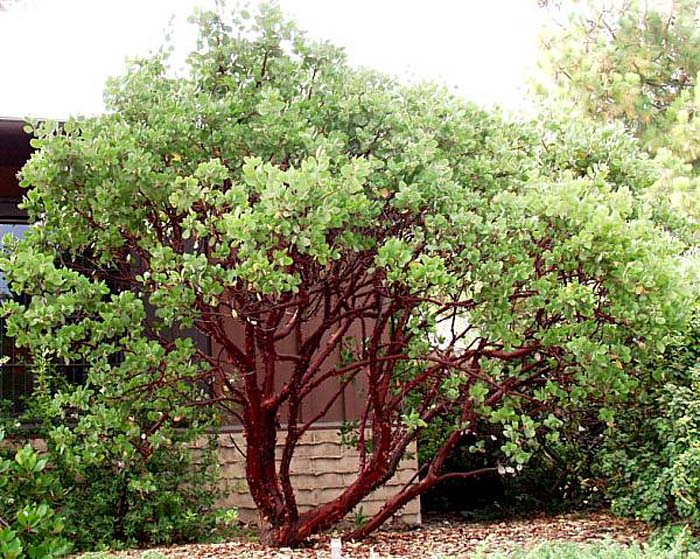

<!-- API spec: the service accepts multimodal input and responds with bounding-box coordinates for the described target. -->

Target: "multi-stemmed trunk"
[239,385,502,547]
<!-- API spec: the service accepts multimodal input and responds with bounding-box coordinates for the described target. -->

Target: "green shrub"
[2,354,231,552]
[54,436,225,549]
[601,367,700,527]
[0,430,71,559]
[598,315,700,528]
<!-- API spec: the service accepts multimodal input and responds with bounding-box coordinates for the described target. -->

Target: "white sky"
[0,0,549,120]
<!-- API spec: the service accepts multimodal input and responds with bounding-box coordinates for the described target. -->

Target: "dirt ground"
[95,510,651,559]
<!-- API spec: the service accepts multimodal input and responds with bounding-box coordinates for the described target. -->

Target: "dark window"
[0,222,28,295]
[0,221,92,414]
[0,220,31,413]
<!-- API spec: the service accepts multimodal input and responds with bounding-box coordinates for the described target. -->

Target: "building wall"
[26,428,422,528]
[210,318,370,426]
[211,427,421,527]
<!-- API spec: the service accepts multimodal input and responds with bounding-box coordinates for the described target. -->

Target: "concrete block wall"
[214,428,422,527]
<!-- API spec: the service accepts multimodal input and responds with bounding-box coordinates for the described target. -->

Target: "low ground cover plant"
[475,537,700,559]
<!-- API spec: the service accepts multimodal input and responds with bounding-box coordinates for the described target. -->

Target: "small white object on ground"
[330,538,343,559]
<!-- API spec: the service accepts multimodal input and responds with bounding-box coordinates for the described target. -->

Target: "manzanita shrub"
[1,3,695,546]
[416,114,676,515]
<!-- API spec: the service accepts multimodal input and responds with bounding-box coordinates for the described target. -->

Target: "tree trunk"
[250,456,400,546]
[244,412,289,532]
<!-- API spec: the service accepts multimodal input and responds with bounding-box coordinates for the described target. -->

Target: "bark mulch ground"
[94,510,651,559]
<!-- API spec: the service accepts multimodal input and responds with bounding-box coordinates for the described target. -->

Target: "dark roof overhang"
[0,118,32,201]
[0,118,32,167]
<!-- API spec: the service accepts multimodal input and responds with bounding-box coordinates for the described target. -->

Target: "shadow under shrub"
[420,316,700,524]
[419,399,608,518]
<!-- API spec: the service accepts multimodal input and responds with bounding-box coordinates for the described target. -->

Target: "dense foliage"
[0,432,70,559]
[0,353,228,554]
[539,0,700,218]
[2,2,694,546]
[598,317,700,527]
[48,430,225,549]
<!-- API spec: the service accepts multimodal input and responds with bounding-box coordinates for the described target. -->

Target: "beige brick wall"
[22,429,422,529]
[214,427,422,527]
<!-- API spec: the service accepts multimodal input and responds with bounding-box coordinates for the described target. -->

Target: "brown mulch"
[90,510,650,558]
